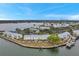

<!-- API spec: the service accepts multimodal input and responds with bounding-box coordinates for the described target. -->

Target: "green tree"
[0,32,3,36]
[68,26,73,35]
[23,28,30,34]
[16,28,22,33]
[47,34,60,44]
[16,28,31,39]
[16,28,25,39]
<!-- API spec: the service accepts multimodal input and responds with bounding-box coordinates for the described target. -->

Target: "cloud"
[45,14,64,17]
[0,4,33,19]
[68,15,79,20]
[36,4,66,14]
[0,13,12,20]
[45,14,69,20]
[44,14,79,20]
[0,18,11,20]
[17,6,32,16]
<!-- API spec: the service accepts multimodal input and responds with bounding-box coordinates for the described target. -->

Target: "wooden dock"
[65,35,76,47]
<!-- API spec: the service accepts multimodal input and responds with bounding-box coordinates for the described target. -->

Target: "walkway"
[0,36,65,49]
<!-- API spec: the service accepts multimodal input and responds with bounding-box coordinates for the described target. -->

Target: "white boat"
[66,41,75,47]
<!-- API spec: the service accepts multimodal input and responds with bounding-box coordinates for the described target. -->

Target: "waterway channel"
[0,38,79,56]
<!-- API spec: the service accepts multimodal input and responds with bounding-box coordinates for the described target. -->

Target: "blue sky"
[0,3,79,20]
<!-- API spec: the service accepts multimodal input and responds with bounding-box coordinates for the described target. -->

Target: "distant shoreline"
[0,20,79,23]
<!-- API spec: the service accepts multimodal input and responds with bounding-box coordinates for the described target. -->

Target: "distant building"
[30,27,40,34]
[52,23,69,28]
[39,26,50,30]
[43,23,51,27]
[73,30,79,37]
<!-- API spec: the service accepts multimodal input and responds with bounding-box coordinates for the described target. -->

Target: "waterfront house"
[3,31,22,39]
[24,34,50,40]
[2,31,50,40]
[58,32,71,40]
[73,30,79,37]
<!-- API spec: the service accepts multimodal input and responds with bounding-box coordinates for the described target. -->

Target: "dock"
[66,35,76,48]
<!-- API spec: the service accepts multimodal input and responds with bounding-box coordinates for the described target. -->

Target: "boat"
[66,41,75,48]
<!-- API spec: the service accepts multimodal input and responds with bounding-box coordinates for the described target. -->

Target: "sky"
[0,3,79,20]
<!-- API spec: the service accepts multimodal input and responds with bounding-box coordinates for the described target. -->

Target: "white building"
[39,26,50,30]
[43,23,51,27]
[3,31,22,39]
[2,31,72,40]
[58,32,71,40]
[53,23,69,28]
[2,31,50,40]
[73,30,79,37]
[24,34,50,40]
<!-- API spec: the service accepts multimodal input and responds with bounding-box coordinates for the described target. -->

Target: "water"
[0,38,79,56]
[0,23,79,56]
[0,23,43,31]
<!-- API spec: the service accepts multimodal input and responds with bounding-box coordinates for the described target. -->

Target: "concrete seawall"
[0,36,67,49]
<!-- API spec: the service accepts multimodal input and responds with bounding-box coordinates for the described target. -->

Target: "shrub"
[47,33,60,44]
